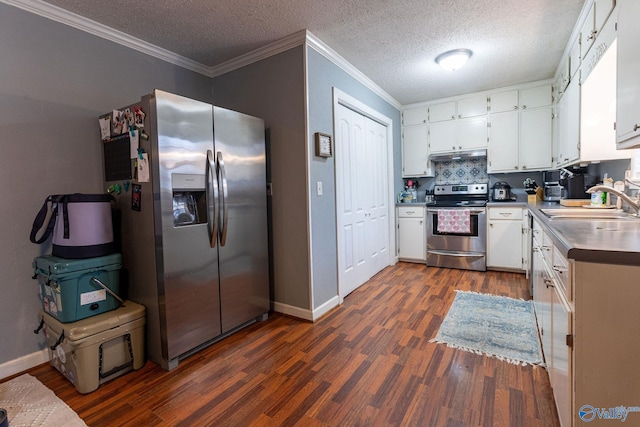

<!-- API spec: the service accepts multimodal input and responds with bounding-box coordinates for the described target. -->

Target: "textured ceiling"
[41,0,586,105]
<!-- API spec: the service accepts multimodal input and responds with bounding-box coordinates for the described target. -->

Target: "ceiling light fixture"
[435,48,473,71]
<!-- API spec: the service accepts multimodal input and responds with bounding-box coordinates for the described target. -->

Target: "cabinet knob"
[451,115,455,119]
[513,106,518,110]
[544,278,554,288]
[522,165,527,169]
[515,166,519,170]
[634,124,639,132]
[522,105,527,109]
[452,146,456,150]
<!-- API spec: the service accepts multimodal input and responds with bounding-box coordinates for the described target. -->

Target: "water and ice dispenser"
[171,174,207,227]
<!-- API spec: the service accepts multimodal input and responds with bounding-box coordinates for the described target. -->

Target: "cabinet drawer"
[397,206,425,218]
[489,207,522,220]
[552,245,572,300]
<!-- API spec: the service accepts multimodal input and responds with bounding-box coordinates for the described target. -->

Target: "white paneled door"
[336,103,389,297]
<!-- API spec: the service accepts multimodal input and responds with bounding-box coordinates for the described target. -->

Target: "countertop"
[528,201,640,266]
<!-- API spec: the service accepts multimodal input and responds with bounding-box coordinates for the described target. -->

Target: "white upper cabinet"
[402,124,431,177]
[617,0,640,148]
[487,111,519,172]
[568,36,581,81]
[580,3,597,59]
[521,108,553,170]
[488,85,553,173]
[457,94,488,118]
[520,85,553,109]
[580,18,631,162]
[429,94,487,122]
[581,0,615,59]
[401,106,432,177]
[402,106,428,126]
[595,0,616,38]
[428,101,456,122]
[490,90,519,113]
[556,78,580,167]
[428,94,488,154]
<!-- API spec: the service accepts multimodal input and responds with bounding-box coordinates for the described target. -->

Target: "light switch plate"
[317,181,323,196]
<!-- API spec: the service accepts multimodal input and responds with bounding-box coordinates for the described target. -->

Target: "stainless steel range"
[426,184,488,271]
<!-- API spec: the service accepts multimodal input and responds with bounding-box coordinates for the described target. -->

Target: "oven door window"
[431,211,480,237]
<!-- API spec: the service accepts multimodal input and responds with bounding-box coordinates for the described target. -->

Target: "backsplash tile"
[434,158,489,185]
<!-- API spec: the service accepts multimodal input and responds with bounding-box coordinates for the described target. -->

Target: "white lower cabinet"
[531,216,573,427]
[397,206,426,262]
[487,206,524,270]
[550,281,572,427]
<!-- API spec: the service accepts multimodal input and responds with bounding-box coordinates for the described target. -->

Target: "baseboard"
[0,349,49,380]
[273,296,341,322]
[273,301,314,321]
[311,295,340,321]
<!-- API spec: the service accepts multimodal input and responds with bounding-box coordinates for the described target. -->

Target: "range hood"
[429,149,487,162]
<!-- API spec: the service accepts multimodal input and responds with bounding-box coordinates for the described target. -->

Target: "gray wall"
[306,47,401,309]
[212,48,310,310]
[0,3,212,366]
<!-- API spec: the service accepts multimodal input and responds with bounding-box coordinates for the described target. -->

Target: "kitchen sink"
[539,208,638,220]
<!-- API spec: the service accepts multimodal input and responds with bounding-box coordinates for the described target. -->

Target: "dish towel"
[437,209,471,233]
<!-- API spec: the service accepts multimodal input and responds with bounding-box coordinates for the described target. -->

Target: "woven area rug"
[0,374,86,427]
[429,290,544,366]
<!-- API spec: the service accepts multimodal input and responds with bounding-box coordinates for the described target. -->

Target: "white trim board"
[1,1,400,109]
[0,349,49,380]
[273,296,339,322]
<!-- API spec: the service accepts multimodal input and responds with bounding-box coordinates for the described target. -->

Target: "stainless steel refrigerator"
[102,90,269,370]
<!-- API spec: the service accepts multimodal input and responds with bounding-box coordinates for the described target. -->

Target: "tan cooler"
[40,300,146,394]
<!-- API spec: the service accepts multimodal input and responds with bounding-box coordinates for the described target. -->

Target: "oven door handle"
[427,250,485,258]
[427,208,485,215]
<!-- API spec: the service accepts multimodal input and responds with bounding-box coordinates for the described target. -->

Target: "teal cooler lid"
[34,253,121,278]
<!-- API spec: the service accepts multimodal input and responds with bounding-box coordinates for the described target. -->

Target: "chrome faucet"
[586,181,640,214]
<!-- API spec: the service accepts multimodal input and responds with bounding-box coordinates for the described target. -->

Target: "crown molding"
[304,31,400,109]
[1,0,211,76]
[3,0,400,108]
[209,30,308,77]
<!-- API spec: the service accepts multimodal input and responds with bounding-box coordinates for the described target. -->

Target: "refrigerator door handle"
[217,151,229,246]
[206,149,219,248]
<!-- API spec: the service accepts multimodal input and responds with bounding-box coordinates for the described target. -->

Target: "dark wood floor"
[20,262,559,426]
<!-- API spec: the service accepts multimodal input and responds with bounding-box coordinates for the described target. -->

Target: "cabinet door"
[490,90,519,113]
[488,111,519,172]
[487,217,522,269]
[402,124,431,177]
[429,120,457,153]
[595,0,615,35]
[581,3,596,58]
[457,94,487,118]
[551,284,572,427]
[557,79,580,166]
[569,37,581,81]
[429,101,456,122]
[520,85,552,109]
[521,107,553,170]
[397,217,425,260]
[616,0,640,147]
[403,106,428,127]
[458,116,488,151]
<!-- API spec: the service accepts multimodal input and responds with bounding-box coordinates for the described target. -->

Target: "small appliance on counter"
[542,170,563,201]
[491,181,515,201]
[560,171,597,199]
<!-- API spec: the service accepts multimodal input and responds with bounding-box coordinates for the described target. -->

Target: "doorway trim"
[332,88,396,302]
